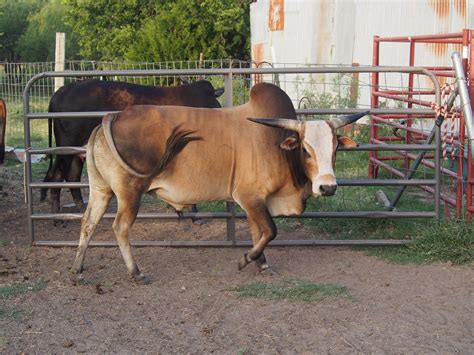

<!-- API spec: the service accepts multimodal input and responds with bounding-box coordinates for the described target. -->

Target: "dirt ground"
[1,166,473,353]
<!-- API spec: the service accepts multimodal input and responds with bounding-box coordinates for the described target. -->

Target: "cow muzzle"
[319,184,337,196]
[312,174,337,197]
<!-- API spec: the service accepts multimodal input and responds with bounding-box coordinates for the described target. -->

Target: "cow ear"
[337,135,358,148]
[214,87,225,98]
[280,136,300,150]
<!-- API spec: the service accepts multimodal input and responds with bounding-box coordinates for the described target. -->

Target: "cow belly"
[147,179,231,210]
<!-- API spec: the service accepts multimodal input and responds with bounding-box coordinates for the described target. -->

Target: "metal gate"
[23,66,442,247]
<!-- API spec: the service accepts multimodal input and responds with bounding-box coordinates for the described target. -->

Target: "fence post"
[54,32,65,92]
[224,73,236,244]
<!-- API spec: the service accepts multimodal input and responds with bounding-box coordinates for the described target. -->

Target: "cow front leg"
[70,188,113,283]
[113,191,149,284]
[237,201,276,272]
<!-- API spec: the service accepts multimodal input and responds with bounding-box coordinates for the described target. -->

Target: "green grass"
[231,279,351,302]
[3,156,50,180]
[0,280,46,300]
[363,219,474,264]
[0,306,22,321]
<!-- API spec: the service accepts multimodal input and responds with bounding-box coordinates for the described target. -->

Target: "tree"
[0,0,42,62]
[126,0,251,62]
[17,0,80,62]
[64,0,157,60]
[65,0,251,62]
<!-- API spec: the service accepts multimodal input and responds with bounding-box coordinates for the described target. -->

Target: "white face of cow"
[249,111,368,197]
[301,121,338,197]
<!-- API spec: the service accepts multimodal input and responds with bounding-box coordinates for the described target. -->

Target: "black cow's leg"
[67,156,85,211]
[190,204,206,225]
[113,190,148,284]
[237,200,276,272]
[40,157,55,202]
[70,188,113,283]
[50,159,65,217]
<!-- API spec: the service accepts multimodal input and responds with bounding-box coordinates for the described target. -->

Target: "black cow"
[42,79,224,214]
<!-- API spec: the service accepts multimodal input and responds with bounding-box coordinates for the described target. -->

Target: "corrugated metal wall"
[250,0,471,107]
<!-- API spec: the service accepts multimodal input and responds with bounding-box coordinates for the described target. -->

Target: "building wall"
[250,0,470,108]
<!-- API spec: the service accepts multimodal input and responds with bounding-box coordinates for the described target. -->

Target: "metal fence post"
[23,80,34,245]
[224,72,236,244]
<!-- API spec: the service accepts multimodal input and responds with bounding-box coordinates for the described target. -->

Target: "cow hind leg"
[237,201,276,273]
[40,156,56,202]
[50,160,66,226]
[70,188,113,283]
[113,192,149,284]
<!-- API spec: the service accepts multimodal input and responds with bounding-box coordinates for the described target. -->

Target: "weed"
[363,219,474,264]
[0,306,22,320]
[232,279,351,302]
[0,280,46,300]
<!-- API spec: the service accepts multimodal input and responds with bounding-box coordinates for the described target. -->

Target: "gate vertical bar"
[467,30,474,221]
[369,36,380,178]
[434,110,441,219]
[406,38,416,173]
[224,72,236,243]
[452,51,474,220]
[23,81,34,245]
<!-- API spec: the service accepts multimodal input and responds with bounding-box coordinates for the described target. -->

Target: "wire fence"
[1,60,439,146]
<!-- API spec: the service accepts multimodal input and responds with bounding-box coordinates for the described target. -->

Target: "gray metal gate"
[23,66,442,247]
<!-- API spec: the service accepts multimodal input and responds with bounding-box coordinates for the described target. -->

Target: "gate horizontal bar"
[29,143,436,156]
[28,66,442,79]
[28,147,86,155]
[33,239,411,247]
[26,107,435,119]
[339,144,435,151]
[30,178,436,190]
[31,211,436,221]
[30,182,89,188]
[337,179,436,186]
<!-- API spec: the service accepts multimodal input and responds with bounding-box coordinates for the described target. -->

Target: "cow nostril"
[320,184,337,196]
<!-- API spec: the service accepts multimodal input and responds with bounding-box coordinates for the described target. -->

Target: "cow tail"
[102,113,152,178]
[47,118,53,169]
[86,124,102,182]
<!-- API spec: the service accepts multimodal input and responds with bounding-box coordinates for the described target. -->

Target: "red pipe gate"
[370,29,474,220]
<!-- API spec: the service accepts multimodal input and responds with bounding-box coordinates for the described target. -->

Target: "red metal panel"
[370,30,471,218]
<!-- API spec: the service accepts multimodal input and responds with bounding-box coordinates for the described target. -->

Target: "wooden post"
[54,32,65,92]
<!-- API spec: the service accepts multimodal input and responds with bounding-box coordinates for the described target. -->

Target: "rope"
[431,83,458,161]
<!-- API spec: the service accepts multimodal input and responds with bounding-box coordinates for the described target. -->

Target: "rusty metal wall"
[251,0,468,66]
[250,0,469,107]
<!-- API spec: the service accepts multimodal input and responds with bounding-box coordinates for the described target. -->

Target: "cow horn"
[330,111,370,129]
[247,118,304,132]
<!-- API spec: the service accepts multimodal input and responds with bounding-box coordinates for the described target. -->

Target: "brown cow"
[71,83,367,283]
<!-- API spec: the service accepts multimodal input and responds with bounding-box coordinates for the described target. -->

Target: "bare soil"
[1,166,473,353]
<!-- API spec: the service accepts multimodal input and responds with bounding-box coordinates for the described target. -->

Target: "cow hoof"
[132,273,150,285]
[259,264,277,276]
[238,253,251,271]
[53,220,68,228]
[192,218,207,226]
[69,271,84,286]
